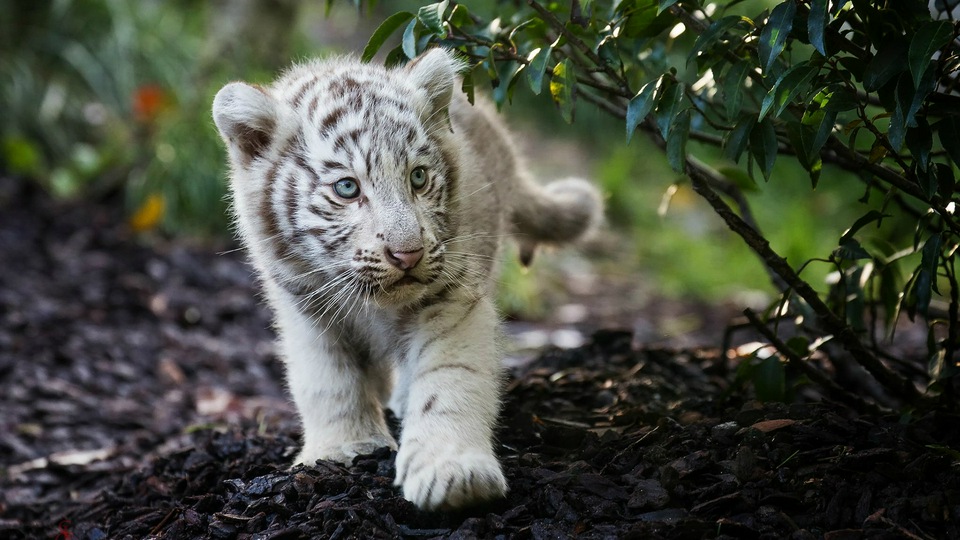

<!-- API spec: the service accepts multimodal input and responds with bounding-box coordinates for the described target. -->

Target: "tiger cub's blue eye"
[334,178,360,199]
[410,167,428,190]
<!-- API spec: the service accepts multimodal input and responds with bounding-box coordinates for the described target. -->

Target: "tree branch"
[684,157,931,406]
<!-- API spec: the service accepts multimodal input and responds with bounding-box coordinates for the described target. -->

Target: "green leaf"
[909,21,954,89]
[820,88,858,112]
[759,62,818,121]
[754,355,786,402]
[688,16,746,67]
[863,41,907,92]
[758,1,796,73]
[622,0,675,38]
[840,210,889,244]
[916,163,939,199]
[362,11,414,62]
[526,46,551,95]
[913,233,942,316]
[666,109,691,173]
[831,0,851,16]
[750,117,778,180]
[934,162,956,198]
[658,0,680,14]
[906,119,932,172]
[808,0,829,55]
[802,106,837,158]
[402,18,419,59]
[938,116,960,166]
[723,61,750,119]
[785,121,823,186]
[655,80,683,139]
[626,78,660,143]
[417,1,449,38]
[724,114,755,163]
[550,59,576,123]
[879,260,902,330]
[447,3,471,27]
[833,238,872,260]
[461,71,475,105]
[493,61,522,108]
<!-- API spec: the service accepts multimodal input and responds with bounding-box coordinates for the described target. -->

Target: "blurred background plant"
[0,0,307,235]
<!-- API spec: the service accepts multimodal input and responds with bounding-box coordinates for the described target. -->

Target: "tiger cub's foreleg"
[392,294,507,510]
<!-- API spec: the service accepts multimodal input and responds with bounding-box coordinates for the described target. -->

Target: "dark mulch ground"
[2,177,960,539]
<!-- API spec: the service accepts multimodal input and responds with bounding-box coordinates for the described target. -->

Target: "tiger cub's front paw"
[395,447,507,510]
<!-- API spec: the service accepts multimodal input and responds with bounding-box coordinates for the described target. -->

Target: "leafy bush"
[364,0,960,409]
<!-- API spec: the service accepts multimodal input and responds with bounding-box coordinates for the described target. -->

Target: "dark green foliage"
[363,0,960,408]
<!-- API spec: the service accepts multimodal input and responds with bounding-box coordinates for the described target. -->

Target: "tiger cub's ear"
[212,82,277,163]
[405,48,467,117]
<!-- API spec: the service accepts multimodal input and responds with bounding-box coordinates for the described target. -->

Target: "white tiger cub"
[212,48,602,510]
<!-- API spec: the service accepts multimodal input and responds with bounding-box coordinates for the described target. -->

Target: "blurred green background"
[0,0,870,317]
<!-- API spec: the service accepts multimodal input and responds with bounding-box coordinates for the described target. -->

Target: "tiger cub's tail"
[509,176,603,266]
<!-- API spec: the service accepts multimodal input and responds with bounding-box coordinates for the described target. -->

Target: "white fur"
[212,49,602,510]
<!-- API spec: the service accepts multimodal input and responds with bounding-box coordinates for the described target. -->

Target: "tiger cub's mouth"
[391,275,422,287]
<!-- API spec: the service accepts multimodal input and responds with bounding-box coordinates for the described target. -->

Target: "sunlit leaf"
[808,0,829,55]
[550,59,575,123]
[831,0,851,16]
[626,78,659,143]
[802,106,837,158]
[362,11,414,62]
[759,62,818,121]
[527,37,560,95]
[820,87,858,112]
[758,1,796,73]
[908,21,954,89]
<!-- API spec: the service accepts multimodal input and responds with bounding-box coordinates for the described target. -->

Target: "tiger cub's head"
[213,49,465,309]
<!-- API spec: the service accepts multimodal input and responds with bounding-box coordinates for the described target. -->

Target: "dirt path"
[2,178,958,539]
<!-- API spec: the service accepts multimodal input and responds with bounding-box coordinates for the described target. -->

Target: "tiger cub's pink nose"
[385,247,424,270]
